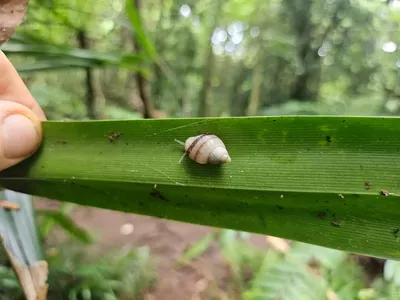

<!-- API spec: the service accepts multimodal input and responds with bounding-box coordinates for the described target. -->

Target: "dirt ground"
[34,198,271,300]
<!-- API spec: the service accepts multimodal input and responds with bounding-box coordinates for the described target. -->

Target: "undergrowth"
[180,229,400,300]
[0,202,156,300]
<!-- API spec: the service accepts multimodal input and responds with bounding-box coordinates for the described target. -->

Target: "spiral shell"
[183,134,231,164]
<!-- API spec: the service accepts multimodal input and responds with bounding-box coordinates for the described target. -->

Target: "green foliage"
[181,230,391,300]
[37,209,93,245]
[180,232,215,263]
[2,39,145,71]
[0,241,155,300]
[384,260,400,286]
[0,254,23,300]
[46,244,155,300]
[125,0,157,60]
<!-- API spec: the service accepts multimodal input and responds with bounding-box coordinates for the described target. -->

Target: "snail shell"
[184,134,231,164]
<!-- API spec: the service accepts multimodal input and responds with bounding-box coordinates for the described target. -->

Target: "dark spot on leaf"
[326,136,332,143]
[139,202,143,206]
[364,181,372,190]
[342,120,346,123]
[273,119,276,122]
[237,202,249,210]
[125,143,129,145]
[258,214,266,229]
[276,205,283,210]
[317,212,327,219]
[56,139,68,144]
[392,228,399,238]
[150,189,167,201]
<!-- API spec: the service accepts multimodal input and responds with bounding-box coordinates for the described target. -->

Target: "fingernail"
[3,114,39,159]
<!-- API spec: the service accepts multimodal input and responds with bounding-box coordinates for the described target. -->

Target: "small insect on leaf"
[364,181,372,190]
[338,194,344,199]
[0,200,20,211]
[107,132,122,143]
[317,211,327,219]
[332,221,341,227]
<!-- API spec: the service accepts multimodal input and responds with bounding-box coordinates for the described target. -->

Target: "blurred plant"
[45,243,155,300]
[0,248,23,300]
[180,229,400,299]
[0,197,156,300]
[36,202,93,245]
[0,242,155,300]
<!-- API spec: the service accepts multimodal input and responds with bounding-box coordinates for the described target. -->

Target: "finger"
[0,100,42,171]
[0,51,46,120]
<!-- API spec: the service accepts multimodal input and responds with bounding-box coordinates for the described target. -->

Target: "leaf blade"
[0,116,400,259]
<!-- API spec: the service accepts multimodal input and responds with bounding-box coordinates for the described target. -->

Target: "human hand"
[0,51,46,171]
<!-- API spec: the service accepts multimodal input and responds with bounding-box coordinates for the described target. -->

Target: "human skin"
[0,50,46,171]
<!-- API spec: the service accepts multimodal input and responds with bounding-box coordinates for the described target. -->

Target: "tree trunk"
[198,0,223,117]
[77,30,105,119]
[132,0,154,119]
[246,63,263,116]
[198,45,214,117]
[231,66,251,116]
[284,0,345,101]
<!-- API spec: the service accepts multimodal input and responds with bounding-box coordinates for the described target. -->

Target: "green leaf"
[1,116,400,259]
[36,210,93,244]
[385,260,400,286]
[180,233,215,262]
[125,0,157,59]
[288,242,348,269]
[243,259,328,300]
[1,42,144,71]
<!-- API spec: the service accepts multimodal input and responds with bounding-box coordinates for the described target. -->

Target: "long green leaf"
[1,42,145,69]
[125,0,157,59]
[1,116,400,259]
[36,210,93,244]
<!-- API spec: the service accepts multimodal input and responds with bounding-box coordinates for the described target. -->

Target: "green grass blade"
[36,210,93,244]
[0,116,400,259]
[1,42,144,69]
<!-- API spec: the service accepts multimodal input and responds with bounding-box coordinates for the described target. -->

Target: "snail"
[175,134,232,164]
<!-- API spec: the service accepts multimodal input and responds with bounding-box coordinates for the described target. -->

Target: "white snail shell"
[184,134,231,164]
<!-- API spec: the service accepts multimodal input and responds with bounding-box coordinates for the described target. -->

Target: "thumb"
[0,100,42,171]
